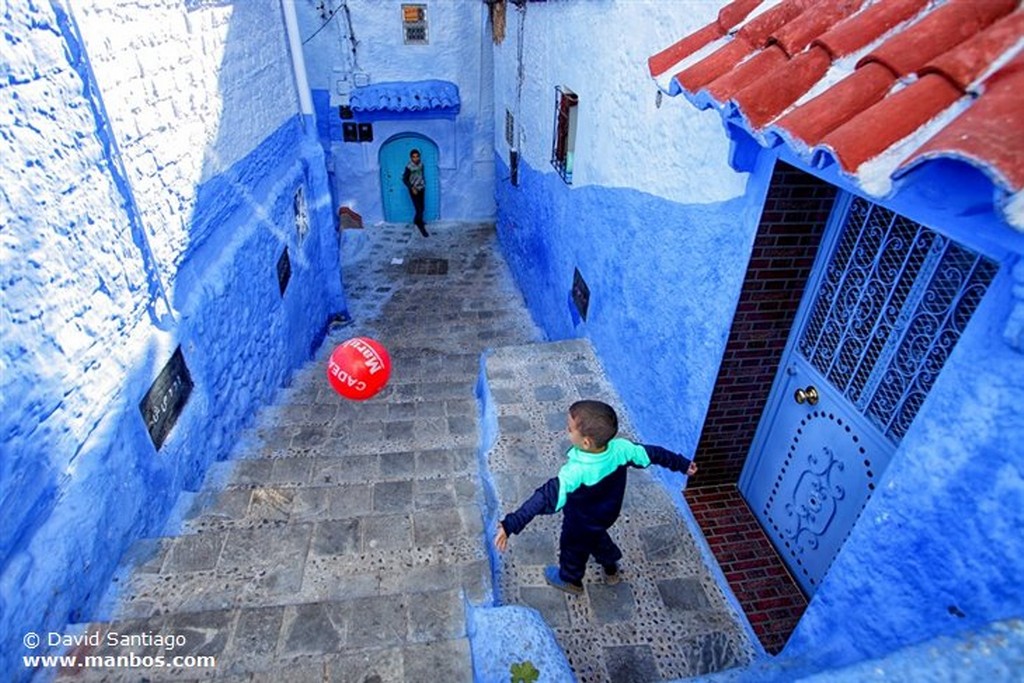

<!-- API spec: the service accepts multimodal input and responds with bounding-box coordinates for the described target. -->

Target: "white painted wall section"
[493,0,745,204]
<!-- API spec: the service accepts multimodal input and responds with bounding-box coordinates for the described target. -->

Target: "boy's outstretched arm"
[494,477,559,552]
[642,444,698,476]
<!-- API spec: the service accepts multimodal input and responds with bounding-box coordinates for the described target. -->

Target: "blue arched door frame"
[379,134,440,223]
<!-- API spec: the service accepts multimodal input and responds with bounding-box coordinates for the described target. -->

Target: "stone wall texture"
[1,2,343,675]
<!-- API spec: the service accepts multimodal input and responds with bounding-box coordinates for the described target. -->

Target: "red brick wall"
[686,485,808,654]
[691,163,837,487]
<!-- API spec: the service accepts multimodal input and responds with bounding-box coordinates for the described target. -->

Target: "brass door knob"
[794,386,819,406]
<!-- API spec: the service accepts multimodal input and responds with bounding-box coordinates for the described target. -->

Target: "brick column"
[691,162,837,487]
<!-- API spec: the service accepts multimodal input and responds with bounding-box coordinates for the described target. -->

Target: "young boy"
[494,400,698,594]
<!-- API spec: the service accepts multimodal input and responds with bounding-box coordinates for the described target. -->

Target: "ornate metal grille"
[798,197,997,443]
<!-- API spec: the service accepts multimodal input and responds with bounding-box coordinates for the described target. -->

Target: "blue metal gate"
[379,134,440,223]
[740,194,998,595]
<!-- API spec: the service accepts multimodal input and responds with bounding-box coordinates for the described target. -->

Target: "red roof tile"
[922,9,1024,90]
[648,0,765,79]
[675,38,757,93]
[776,62,894,145]
[718,0,770,30]
[771,0,867,58]
[733,46,832,127]
[738,0,822,46]
[820,74,963,171]
[650,0,1024,228]
[707,44,790,101]
[860,0,1017,78]
[648,22,728,81]
[669,0,821,92]
[901,51,1024,190]
[813,0,930,59]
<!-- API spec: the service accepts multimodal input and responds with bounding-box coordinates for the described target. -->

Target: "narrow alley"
[56,222,752,682]
[8,3,1024,681]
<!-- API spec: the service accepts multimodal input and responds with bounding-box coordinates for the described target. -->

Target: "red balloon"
[326,337,392,400]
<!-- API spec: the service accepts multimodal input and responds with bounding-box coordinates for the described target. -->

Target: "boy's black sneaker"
[544,566,583,595]
[603,563,621,585]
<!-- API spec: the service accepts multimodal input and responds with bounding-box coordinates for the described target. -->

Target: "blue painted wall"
[494,152,771,455]
[2,113,344,675]
[1,1,345,669]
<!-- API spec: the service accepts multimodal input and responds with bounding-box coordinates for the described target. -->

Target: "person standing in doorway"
[402,149,428,237]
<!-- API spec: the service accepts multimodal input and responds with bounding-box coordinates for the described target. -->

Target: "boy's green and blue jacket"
[500,438,693,536]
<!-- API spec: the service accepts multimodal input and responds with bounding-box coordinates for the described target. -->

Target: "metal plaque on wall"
[278,247,291,296]
[572,267,590,321]
[139,346,194,451]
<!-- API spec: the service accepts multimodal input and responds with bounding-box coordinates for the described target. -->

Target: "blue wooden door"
[380,134,439,223]
[739,194,998,595]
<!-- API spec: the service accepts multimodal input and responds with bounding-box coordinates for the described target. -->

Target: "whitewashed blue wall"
[1,2,342,674]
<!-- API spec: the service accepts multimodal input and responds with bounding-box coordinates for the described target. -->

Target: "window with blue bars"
[550,86,578,184]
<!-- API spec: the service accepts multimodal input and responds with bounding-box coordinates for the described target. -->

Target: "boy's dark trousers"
[559,525,623,584]
[409,189,427,236]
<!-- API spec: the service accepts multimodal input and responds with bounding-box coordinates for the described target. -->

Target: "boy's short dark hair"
[569,400,618,448]
[410,148,420,156]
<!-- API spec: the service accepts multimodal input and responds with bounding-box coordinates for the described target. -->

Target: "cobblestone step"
[57,607,475,681]
[481,339,756,681]
[180,473,484,533]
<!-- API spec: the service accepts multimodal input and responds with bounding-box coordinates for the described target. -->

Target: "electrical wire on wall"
[304,0,360,68]
[302,0,361,91]
[495,0,527,185]
[303,0,343,44]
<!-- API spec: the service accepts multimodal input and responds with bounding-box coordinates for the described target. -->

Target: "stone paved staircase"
[52,222,754,683]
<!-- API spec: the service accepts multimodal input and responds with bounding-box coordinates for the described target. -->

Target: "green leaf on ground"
[510,659,540,683]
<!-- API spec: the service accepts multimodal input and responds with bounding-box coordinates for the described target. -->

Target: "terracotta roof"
[649,0,1024,230]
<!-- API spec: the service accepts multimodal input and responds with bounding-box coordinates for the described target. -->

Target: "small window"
[550,86,578,184]
[505,109,515,147]
[402,4,428,44]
